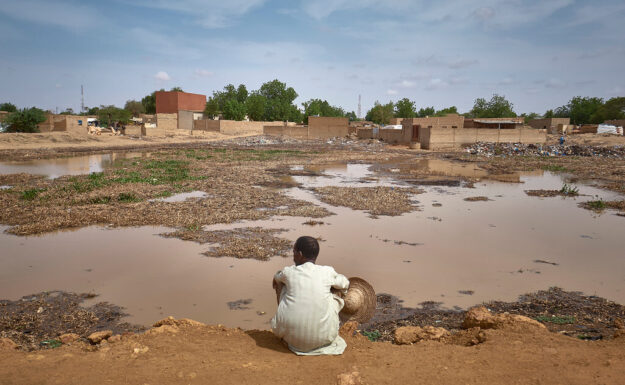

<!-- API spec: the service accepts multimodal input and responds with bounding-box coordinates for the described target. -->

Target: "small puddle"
[1,159,624,330]
[0,152,148,179]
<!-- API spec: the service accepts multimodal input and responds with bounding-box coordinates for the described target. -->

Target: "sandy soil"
[1,320,624,385]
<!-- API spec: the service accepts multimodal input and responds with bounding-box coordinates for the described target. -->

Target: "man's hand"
[273,279,284,304]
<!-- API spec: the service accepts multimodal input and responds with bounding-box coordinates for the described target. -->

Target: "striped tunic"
[271,262,350,355]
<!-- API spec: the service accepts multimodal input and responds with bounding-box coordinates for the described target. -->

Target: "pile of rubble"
[465,142,625,158]
[215,135,302,147]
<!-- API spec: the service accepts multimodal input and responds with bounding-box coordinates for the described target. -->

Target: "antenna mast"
[81,85,85,114]
[357,94,362,119]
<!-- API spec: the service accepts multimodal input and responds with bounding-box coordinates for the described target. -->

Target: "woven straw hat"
[339,277,376,324]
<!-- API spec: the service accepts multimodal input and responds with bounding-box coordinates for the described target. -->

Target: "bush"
[4,108,47,133]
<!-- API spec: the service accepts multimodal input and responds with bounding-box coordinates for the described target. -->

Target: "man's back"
[271,262,349,353]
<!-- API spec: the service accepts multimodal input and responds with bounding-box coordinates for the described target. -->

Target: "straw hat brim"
[339,277,376,324]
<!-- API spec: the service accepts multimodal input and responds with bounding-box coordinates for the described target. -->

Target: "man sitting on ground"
[271,236,350,355]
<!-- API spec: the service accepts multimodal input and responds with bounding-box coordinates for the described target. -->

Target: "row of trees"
[365,98,460,125]
[545,96,625,125]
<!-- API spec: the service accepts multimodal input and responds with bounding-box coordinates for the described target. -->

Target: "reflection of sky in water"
[1,159,624,330]
[0,152,146,179]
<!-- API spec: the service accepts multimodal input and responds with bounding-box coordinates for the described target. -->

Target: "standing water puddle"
[1,160,624,329]
[0,152,148,179]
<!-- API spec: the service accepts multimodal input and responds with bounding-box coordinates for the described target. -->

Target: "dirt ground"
[1,319,624,385]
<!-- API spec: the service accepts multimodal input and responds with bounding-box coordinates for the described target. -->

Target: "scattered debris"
[302,220,325,226]
[464,196,490,202]
[227,299,253,310]
[465,142,625,158]
[458,290,475,296]
[534,260,559,266]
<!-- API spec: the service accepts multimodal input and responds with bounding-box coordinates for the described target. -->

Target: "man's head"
[293,236,319,265]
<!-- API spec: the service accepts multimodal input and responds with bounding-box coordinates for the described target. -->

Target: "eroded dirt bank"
[1,315,624,385]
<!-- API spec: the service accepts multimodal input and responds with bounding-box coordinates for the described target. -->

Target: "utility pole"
[357,94,361,119]
[81,85,85,114]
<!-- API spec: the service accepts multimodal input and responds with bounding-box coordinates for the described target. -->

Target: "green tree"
[97,105,131,126]
[417,107,435,117]
[0,102,17,112]
[59,108,75,115]
[289,105,303,124]
[204,98,220,119]
[141,89,164,114]
[246,93,266,121]
[205,84,248,119]
[591,97,625,123]
[258,79,298,121]
[520,112,541,124]
[170,87,184,92]
[124,100,145,117]
[4,107,47,133]
[394,98,416,118]
[345,111,358,121]
[301,99,346,124]
[543,109,554,118]
[434,106,458,117]
[236,84,248,104]
[566,96,603,124]
[470,94,516,118]
[86,106,100,115]
[366,101,394,125]
[222,99,247,120]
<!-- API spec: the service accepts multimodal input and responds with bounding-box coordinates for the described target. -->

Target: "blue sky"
[1,0,624,116]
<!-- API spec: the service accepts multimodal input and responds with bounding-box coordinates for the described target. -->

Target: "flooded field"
[1,155,624,330]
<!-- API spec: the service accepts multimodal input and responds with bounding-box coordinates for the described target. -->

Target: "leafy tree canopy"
[433,106,458,117]
[365,101,394,125]
[417,107,435,117]
[86,106,100,115]
[245,92,266,121]
[470,94,516,118]
[59,108,75,115]
[124,100,145,117]
[170,87,184,92]
[4,107,47,133]
[223,99,247,120]
[97,105,131,126]
[593,97,625,122]
[258,79,298,122]
[0,102,17,112]
[520,112,541,124]
[302,99,345,124]
[394,98,416,118]
[141,89,164,114]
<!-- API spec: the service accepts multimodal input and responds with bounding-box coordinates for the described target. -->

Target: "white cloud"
[154,71,171,81]
[125,0,266,28]
[386,89,398,95]
[194,69,213,77]
[0,0,100,30]
[399,80,416,88]
[425,78,449,90]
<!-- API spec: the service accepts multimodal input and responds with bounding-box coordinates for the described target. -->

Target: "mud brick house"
[155,91,206,132]
[464,117,524,129]
[528,118,571,134]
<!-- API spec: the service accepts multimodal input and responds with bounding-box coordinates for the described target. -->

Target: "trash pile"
[465,142,625,158]
[216,135,302,147]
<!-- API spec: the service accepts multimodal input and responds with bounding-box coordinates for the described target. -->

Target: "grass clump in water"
[586,199,606,210]
[559,183,579,196]
[362,330,381,342]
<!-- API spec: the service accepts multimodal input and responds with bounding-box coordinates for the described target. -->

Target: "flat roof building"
[155,91,206,114]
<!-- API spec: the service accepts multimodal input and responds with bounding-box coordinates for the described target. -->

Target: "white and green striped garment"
[271,262,350,355]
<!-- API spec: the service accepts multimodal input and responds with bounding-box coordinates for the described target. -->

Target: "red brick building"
[155,91,206,114]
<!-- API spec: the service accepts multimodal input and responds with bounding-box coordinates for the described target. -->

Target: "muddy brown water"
[1,158,624,330]
[0,152,148,179]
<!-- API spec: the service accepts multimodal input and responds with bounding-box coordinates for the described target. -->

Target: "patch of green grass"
[185,223,202,231]
[20,188,45,201]
[89,196,112,204]
[154,190,173,198]
[542,164,568,172]
[535,315,576,324]
[362,330,381,342]
[67,172,110,193]
[559,183,579,196]
[117,192,141,203]
[586,199,606,210]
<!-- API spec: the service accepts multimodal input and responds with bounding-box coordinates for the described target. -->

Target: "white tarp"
[597,124,623,135]
[383,125,403,130]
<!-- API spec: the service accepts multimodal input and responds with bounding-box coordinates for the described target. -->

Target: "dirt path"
[1,321,624,384]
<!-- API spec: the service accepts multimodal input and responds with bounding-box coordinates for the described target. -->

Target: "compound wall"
[263,125,310,139]
[308,116,349,138]
[155,113,178,135]
[420,127,547,150]
[528,118,571,134]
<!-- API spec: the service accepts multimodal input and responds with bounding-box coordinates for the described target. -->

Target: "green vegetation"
[89,196,112,204]
[124,100,145,117]
[97,105,131,126]
[301,99,348,124]
[586,199,606,210]
[541,165,569,172]
[361,330,381,342]
[366,101,394,124]
[20,188,45,201]
[4,107,47,133]
[155,191,173,198]
[559,183,579,196]
[470,94,516,118]
[186,223,202,231]
[117,192,141,203]
[546,96,625,124]
[535,315,576,324]
[0,102,18,112]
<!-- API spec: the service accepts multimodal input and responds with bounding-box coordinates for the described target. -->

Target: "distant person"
[559,135,565,145]
[271,236,349,355]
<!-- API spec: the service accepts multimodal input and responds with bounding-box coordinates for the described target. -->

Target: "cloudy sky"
[1,0,623,115]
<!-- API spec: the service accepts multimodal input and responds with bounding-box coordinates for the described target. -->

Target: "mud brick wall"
[263,125,309,139]
[389,118,404,125]
[308,117,349,138]
[193,119,220,132]
[580,125,598,134]
[357,128,374,139]
[178,110,195,130]
[528,118,571,133]
[379,128,405,144]
[155,113,178,135]
[421,127,546,150]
